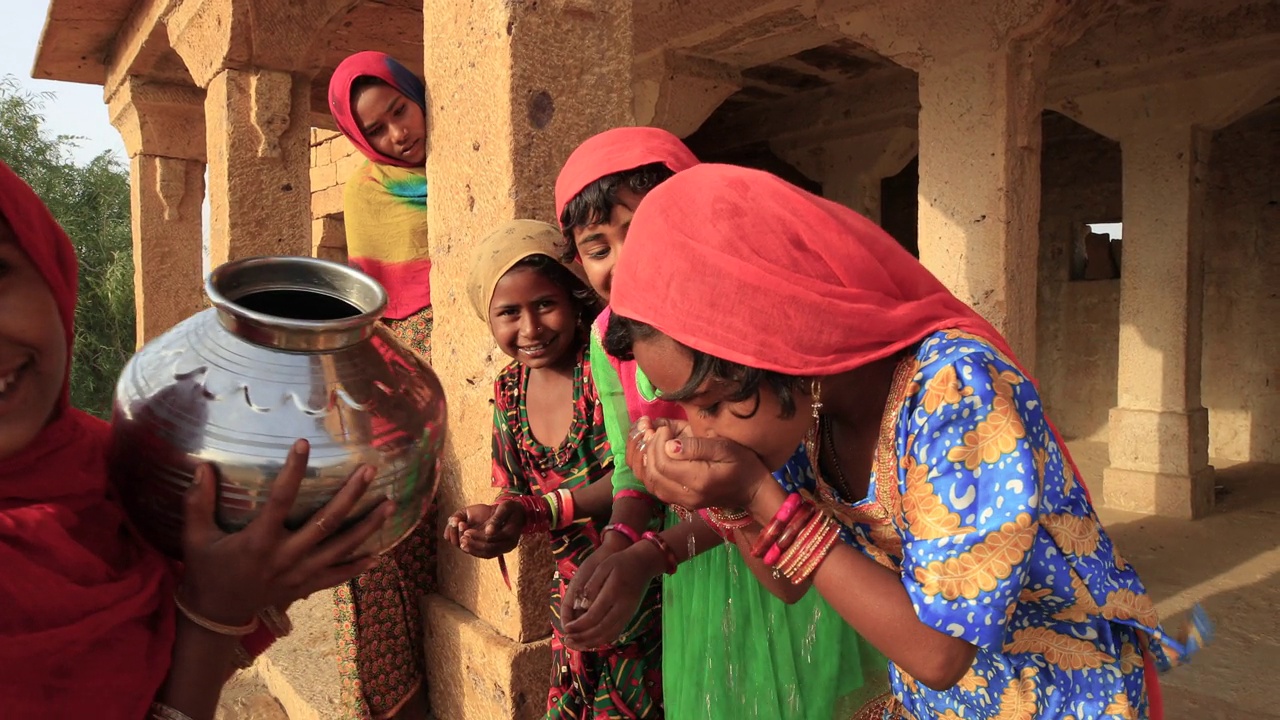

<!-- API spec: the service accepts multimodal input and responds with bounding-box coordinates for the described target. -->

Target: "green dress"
[589,324,889,719]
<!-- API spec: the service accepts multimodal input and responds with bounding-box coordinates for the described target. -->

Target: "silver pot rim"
[206,255,389,351]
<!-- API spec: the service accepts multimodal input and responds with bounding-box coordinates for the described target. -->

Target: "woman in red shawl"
[0,160,391,720]
[602,164,1208,719]
[327,51,435,720]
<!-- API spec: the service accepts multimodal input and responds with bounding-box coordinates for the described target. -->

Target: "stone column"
[164,0,358,265]
[1102,123,1214,518]
[912,50,1045,367]
[821,0,1114,368]
[1052,67,1280,517]
[774,126,918,221]
[422,1,634,717]
[107,78,207,347]
[202,68,314,264]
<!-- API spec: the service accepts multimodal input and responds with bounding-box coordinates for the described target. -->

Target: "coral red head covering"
[611,164,1093,503]
[328,51,427,168]
[0,161,176,718]
[611,163,1014,375]
[554,126,700,223]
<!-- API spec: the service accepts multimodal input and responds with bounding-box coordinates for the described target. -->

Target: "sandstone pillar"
[821,0,1115,367]
[1052,66,1280,517]
[913,51,1044,366]
[164,0,359,265]
[774,126,918,221]
[1102,124,1214,518]
[107,78,207,347]
[202,68,313,263]
[422,1,634,717]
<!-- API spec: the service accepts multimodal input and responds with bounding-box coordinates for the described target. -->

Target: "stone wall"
[309,129,361,263]
[1036,113,1122,444]
[1202,100,1280,464]
[1035,101,1280,464]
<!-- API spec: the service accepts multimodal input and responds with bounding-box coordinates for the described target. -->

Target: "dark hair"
[508,253,604,328]
[603,313,806,419]
[557,162,676,261]
[350,75,391,104]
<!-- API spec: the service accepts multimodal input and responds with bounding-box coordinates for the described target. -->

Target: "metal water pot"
[109,256,446,558]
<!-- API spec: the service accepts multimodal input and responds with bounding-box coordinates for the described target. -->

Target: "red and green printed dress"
[492,347,664,719]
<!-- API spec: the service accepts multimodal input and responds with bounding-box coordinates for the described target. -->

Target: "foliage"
[0,75,136,419]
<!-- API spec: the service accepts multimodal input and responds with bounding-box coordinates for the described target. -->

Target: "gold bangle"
[173,591,260,637]
[260,605,293,637]
[150,702,195,720]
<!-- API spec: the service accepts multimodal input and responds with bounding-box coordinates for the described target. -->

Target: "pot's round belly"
[110,310,446,559]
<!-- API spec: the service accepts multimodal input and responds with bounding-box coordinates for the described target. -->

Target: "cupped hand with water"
[179,439,393,626]
[562,541,663,651]
[444,501,525,559]
[639,421,775,513]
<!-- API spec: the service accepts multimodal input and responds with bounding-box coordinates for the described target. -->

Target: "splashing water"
[803,604,822,663]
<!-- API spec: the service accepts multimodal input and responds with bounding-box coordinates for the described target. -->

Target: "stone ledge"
[425,594,551,720]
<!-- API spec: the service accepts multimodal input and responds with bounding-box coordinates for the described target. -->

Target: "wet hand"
[180,439,391,626]
[445,501,524,559]
[641,426,773,511]
[562,542,617,625]
[625,417,689,482]
[563,542,663,651]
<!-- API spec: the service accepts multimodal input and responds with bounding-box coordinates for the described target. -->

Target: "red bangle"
[604,522,641,545]
[507,495,550,534]
[614,489,654,503]
[750,493,803,558]
[763,504,817,565]
[641,531,679,575]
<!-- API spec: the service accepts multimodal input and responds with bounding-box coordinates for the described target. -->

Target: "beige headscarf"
[467,219,589,321]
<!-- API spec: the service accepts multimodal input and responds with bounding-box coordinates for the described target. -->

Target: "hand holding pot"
[178,439,391,626]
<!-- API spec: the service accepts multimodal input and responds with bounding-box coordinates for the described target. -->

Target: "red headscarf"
[612,163,1013,374]
[554,126,700,223]
[611,164,1093,500]
[328,51,427,168]
[0,161,175,718]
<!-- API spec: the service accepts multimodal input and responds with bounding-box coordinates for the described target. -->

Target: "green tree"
[0,75,136,418]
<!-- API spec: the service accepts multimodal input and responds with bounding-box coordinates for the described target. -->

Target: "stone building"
[33,0,1278,717]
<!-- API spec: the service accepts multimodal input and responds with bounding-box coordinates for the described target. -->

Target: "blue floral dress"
[816,330,1207,720]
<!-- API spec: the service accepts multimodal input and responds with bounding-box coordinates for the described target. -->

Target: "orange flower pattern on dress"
[944,366,1026,471]
[913,512,1035,600]
[1005,627,1117,670]
[1040,512,1101,556]
[840,332,1202,720]
[992,669,1038,720]
[900,455,976,540]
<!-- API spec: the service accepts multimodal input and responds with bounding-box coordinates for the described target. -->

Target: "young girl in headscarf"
[608,163,1211,719]
[327,50,434,719]
[554,128,887,719]
[443,219,662,718]
[0,159,391,720]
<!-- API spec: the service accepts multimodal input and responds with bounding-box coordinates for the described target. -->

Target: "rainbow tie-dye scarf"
[343,161,430,320]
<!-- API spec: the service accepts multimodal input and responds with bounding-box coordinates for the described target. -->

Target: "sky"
[0,2,126,164]
[1,1,212,270]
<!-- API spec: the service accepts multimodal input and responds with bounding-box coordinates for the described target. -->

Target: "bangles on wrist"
[753,493,842,585]
[699,506,753,539]
[603,522,642,545]
[173,589,260,636]
[641,531,679,575]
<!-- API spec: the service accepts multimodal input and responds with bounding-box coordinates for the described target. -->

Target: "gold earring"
[811,378,823,420]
